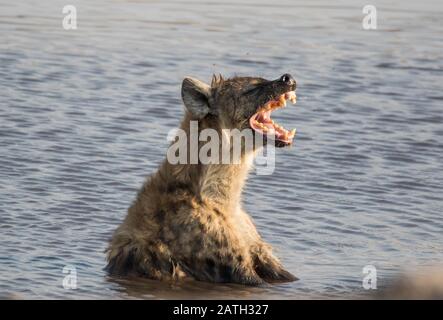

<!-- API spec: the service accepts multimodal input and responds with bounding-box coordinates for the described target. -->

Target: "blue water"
[0,0,442,299]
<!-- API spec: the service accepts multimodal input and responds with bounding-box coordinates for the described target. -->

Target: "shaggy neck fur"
[157,112,255,213]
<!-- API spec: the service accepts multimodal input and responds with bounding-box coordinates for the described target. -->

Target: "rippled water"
[1,0,443,299]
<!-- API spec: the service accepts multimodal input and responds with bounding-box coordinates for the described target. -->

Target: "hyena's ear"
[181,77,211,120]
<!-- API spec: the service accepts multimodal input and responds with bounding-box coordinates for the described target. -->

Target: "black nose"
[280,73,296,87]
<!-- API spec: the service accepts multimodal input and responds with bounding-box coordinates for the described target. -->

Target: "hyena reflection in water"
[106,74,298,285]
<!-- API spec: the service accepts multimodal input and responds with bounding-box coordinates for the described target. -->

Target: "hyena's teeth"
[279,95,286,106]
[282,132,289,141]
[253,90,297,140]
[285,91,296,104]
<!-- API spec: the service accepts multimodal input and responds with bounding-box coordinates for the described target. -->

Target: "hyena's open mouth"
[249,90,297,146]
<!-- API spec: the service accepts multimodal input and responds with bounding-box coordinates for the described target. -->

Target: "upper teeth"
[286,91,297,104]
[261,91,296,112]
[279,95,286,106]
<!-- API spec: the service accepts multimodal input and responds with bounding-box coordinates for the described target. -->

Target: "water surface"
[1,0,443,299]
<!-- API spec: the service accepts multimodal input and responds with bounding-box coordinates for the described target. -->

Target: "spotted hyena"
[106,73,298,285]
